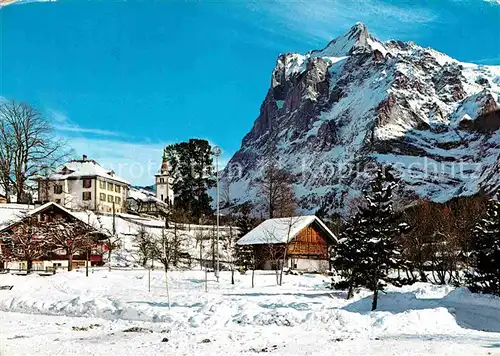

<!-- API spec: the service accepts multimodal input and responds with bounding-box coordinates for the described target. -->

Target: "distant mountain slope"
[133,185,156,194]
[222,23,500,214]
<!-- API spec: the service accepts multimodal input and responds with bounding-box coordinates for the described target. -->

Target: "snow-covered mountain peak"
[312,22,387,57]
[224,24,500,215]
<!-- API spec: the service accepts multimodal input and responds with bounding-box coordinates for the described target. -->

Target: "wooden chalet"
[237,215,337,272]
[0,202,107,272]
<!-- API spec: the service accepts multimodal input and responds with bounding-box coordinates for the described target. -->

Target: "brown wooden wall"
[287,225,329,259]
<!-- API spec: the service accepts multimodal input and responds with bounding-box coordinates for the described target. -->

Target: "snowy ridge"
[223,23,500,214]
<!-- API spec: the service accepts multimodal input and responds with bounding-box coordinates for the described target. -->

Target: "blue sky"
[1,0,499,185]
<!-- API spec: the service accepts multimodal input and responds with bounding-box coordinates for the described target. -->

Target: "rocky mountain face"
[223,23,500,215]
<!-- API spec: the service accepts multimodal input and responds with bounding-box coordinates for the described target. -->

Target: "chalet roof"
[236,215,337,246]
[0,204,30,230]
[128,187,165,205]
[26,201,81,219]
[0,201,90,233]
[49,159,129,185]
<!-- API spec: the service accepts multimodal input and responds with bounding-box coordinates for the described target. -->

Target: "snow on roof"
[0,204,30,229]
[128,187,165,205]
[25,201,84,220]
[49,159,129,185]
[237,215,337,245]
[0,202,90,232]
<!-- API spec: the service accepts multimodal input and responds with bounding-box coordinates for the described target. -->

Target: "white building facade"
[38,155,130,214]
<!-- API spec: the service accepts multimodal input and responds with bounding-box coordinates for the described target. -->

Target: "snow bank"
[444,287,500,308]
[0,270,499,338]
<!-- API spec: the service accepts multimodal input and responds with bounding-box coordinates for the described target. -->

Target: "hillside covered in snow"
[223,23,500,214]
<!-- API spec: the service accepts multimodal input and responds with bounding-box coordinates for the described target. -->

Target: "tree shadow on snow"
[486,343,500,348]
[379,333,500,348]
[343,291,500,333]
[224,291,347,299]
[343,291,440,314]
[127,301,203,308]
[186,278,218,284]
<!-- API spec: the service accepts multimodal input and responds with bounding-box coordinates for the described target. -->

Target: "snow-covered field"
[1,269,500,355]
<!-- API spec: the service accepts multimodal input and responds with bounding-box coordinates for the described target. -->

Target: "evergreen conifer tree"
[332,219,367,299]
[359,168,409,310]
[164,139,215,222]
[466,190,500,296]
[334,167,409,310]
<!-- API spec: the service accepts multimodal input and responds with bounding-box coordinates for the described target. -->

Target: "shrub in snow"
[122,327,153,333]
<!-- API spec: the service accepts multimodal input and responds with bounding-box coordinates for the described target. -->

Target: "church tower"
[155,150,174,206]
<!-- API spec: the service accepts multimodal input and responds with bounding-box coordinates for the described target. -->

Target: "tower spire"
[161,148,168,174]
[156,148,173,206]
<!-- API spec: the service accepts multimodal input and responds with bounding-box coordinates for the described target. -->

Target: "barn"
[237,215,337,272]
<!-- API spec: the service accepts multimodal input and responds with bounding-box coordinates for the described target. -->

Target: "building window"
[83,179,92,188]
[160,178,164,183]
[115,196,121,204]
[82,192,91,201]
[100,193,106,201]
[54,185,63,194]
[107,195,113,203]
[161,194,164,201]
[107,182,113,191]
[99,180,105,189]
[115,185,121,193]
[55,199,61,204]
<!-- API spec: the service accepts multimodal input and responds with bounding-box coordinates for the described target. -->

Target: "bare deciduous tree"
[89,214,121,270]
[0,101,70,203]
[0,116,14,203]
[0,242,11,270]
[400,196,488,284]
[261,216,299,286]
[132,226,153,268]
[268,243,285,285]
[41,219,97,271]
[194,229,206,270]
[221,179,238,284]
[150,228,184,308]
[103,233,121,269]
[255,158,296,219]
[9,218,52,273]
[278,216,300,286]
